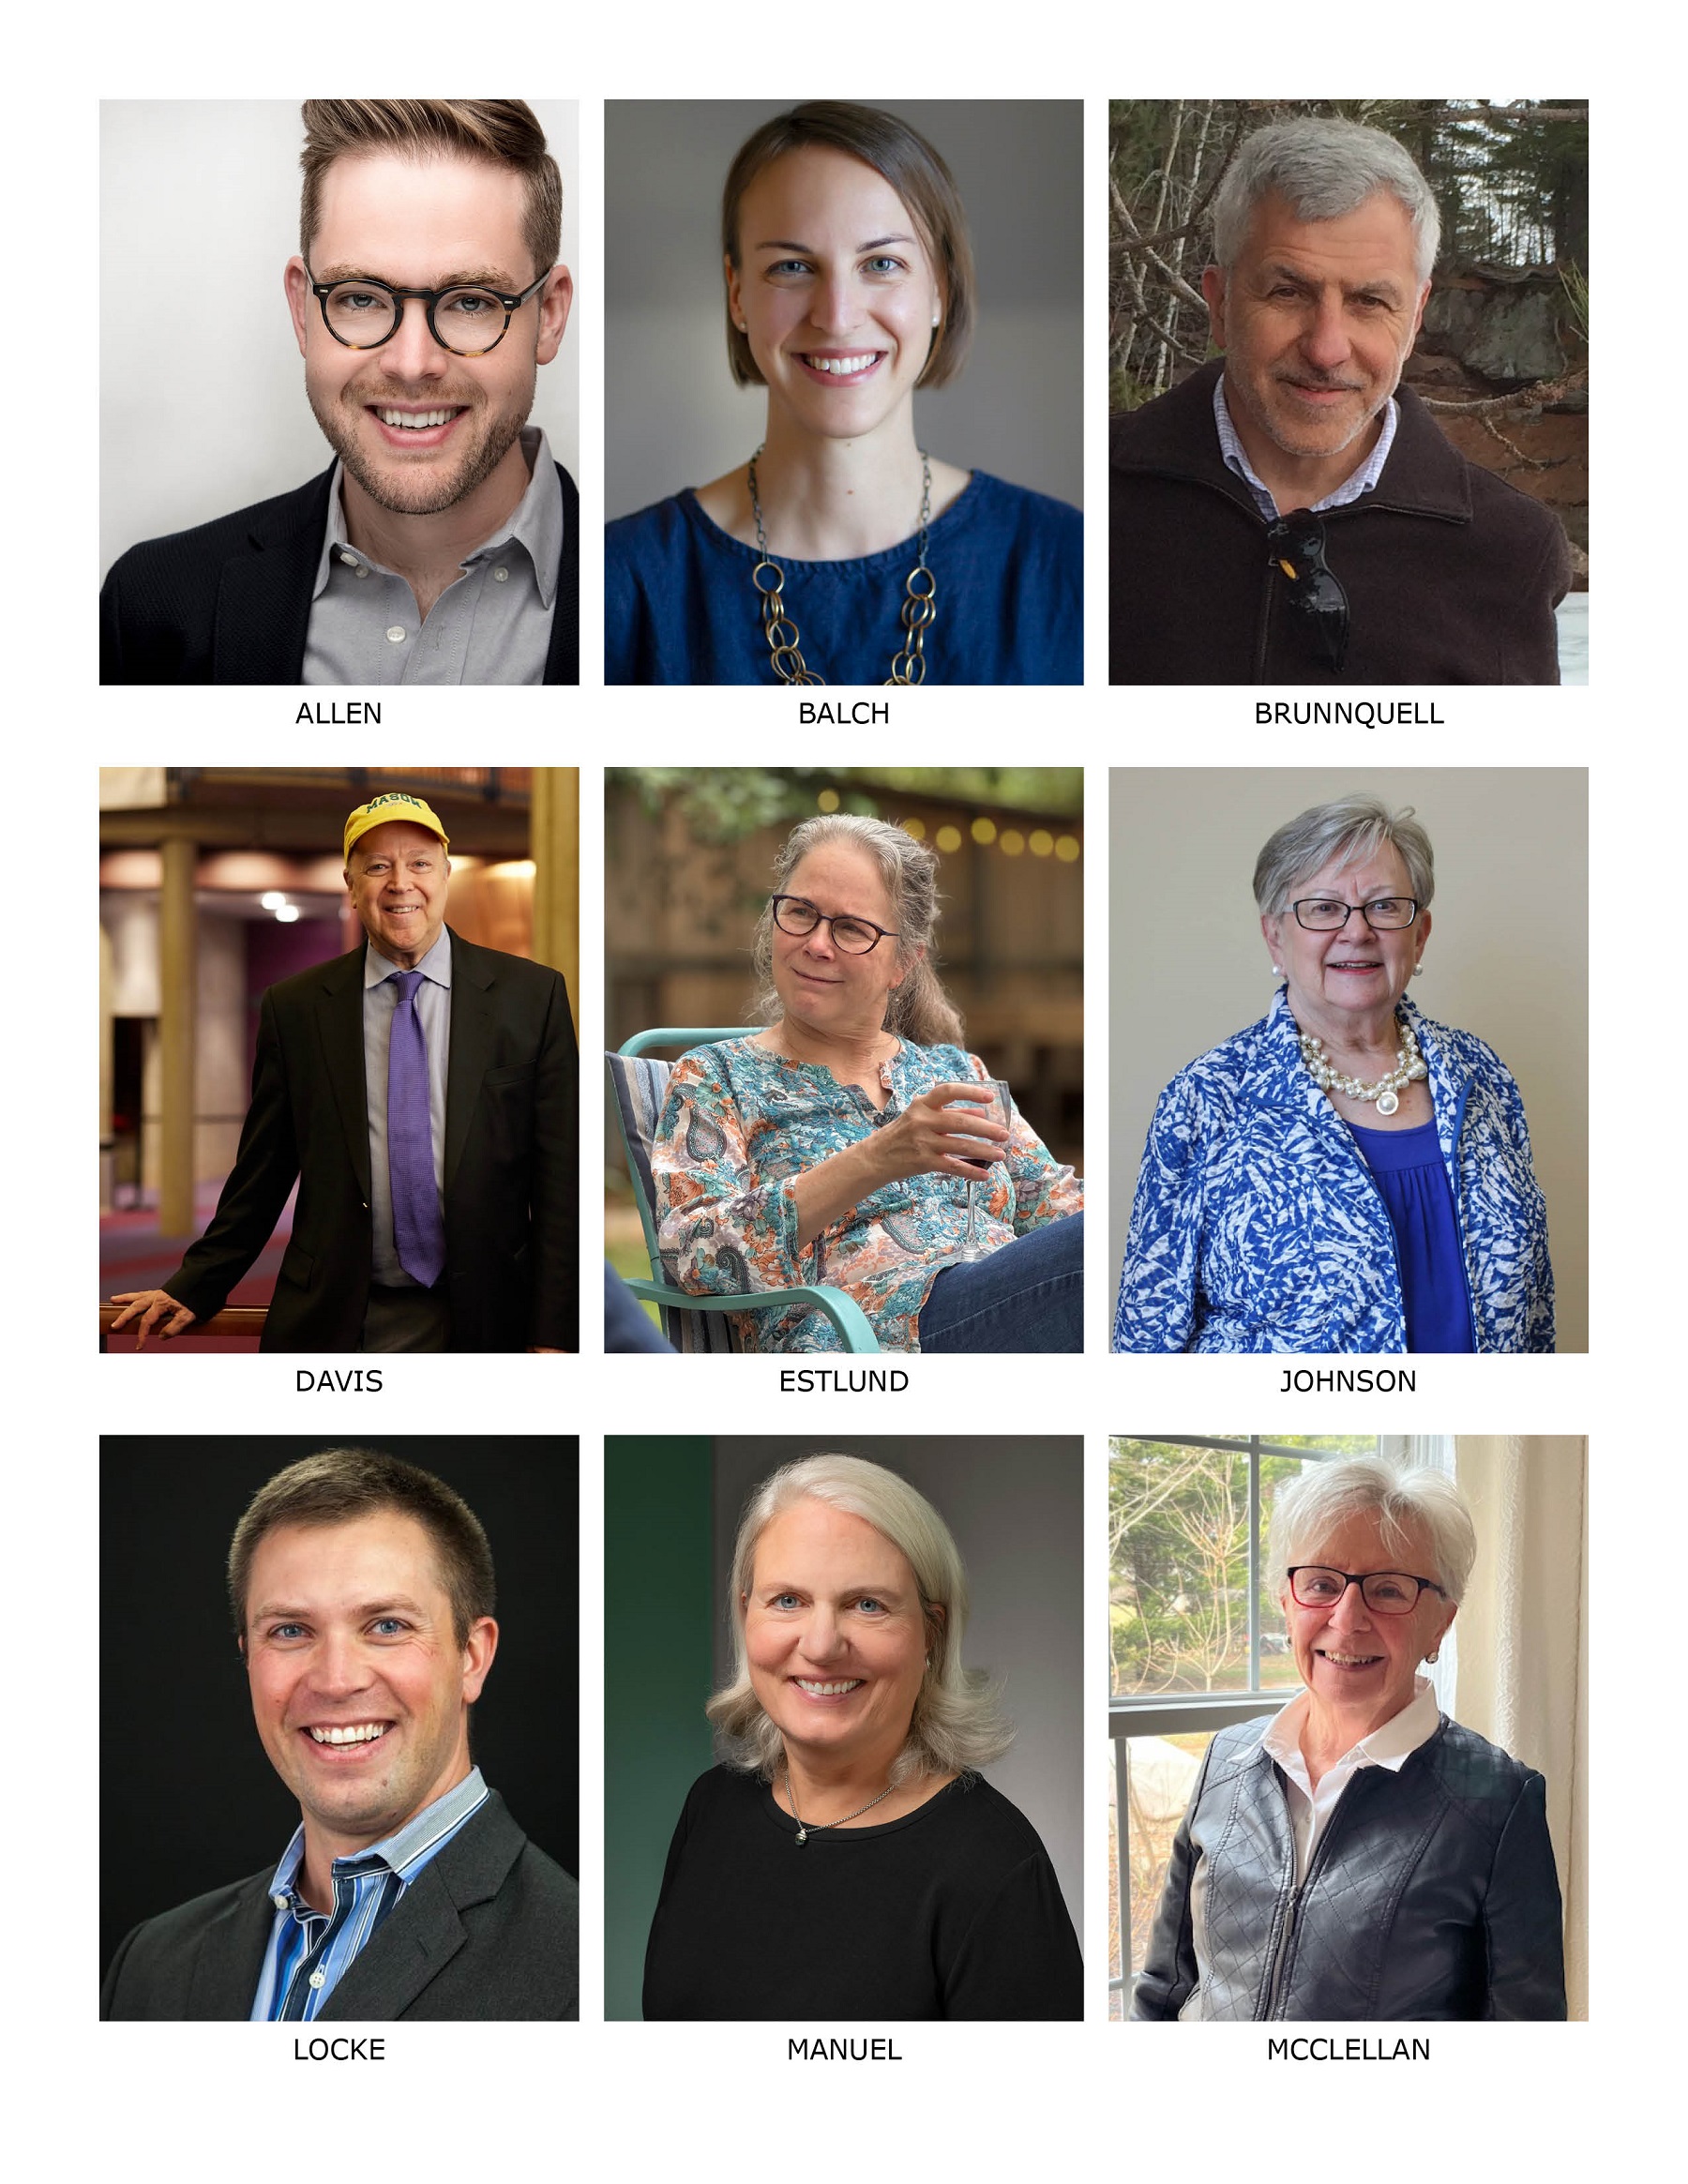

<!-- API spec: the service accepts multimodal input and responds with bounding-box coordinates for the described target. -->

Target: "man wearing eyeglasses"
[100,101,578,685]
[1108,115,1571,685]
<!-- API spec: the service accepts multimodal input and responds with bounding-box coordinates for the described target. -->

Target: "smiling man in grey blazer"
[102,1449,578,2022]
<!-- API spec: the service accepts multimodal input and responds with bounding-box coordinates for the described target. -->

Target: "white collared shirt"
[1213,374,1399,520]
[1259,1675,1441,1884]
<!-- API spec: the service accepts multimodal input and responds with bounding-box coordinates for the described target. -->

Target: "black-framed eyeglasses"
[1289,896,1421,932]
[306,264,554,357]
[771,895,899,956]
[1288,1566,1447,1615]
[1267,509,1349,672]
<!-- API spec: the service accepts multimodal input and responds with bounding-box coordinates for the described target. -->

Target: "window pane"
[1123,1730,1213,1993]
[1108,1438,1251,1696]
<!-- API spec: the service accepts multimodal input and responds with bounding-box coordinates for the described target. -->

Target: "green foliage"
[609,767,1084,849]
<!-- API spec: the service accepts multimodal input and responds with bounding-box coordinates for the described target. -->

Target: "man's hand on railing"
[108,1288,199,1348]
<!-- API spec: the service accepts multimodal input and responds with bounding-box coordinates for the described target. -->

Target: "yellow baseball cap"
[342,791,451,864]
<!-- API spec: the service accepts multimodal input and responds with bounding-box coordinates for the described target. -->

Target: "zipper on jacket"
[1258,1778,1354,2020]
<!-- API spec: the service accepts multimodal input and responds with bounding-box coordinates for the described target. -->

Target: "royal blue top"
[1346,1120,1476,1353]
[604,472,1082,685]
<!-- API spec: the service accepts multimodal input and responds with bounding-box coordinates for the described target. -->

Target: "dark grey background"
[710,1435,1083,1931]
[604,100,1084,520]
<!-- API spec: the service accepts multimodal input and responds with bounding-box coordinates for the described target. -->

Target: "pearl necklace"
[1297,1015,1427,1117]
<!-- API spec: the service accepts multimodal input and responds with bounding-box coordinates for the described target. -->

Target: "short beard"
[309,383,534,518]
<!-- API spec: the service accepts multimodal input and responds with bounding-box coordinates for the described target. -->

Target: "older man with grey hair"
[1109,115,1570,685]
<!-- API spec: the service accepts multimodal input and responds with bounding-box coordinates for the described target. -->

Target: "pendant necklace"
[1298,1013,1427,1117]
[784,1768,896,1845]
[747,446,937,686]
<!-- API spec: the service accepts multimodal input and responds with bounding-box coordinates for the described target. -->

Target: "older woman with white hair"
[1134,1457,1565,2021]
[653,812,1084,1353]
[1114,795,1553,1352]
[642,1453,1082,2019]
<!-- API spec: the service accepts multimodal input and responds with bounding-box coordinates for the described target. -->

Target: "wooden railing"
[99,1304,268,1350]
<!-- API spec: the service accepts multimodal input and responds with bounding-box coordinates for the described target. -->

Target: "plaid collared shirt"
[249,1768,489,2021]
[1213,374,1399,520]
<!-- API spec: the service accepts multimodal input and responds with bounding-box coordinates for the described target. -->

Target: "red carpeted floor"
[99,1182,296,1354]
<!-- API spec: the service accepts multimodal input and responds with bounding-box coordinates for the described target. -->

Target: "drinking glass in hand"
[952,1078,1013,1264]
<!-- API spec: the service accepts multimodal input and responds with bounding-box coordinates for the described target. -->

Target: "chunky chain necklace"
[747,446,937,686]
[1298,1014,1427,1117]
[783,1767,896,1845]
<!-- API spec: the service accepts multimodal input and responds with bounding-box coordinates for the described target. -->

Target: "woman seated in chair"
[649,814,1084,1353]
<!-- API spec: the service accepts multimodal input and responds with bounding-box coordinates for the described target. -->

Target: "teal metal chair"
[606,1027,881,1354]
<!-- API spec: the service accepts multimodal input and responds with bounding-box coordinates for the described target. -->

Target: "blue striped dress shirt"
[249,1767,490,2021]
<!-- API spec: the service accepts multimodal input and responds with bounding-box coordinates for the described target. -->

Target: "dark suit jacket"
[100,1792,579,2022]
[100,462,580,685]
[163,928,577,1352]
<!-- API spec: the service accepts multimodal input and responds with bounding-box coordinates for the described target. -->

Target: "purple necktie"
[387,971,445,1288]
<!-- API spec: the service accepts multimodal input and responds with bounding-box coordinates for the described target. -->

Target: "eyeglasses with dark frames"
[1288,1566,1448,1615]
[1289,896,1421,932]
[1267,508,1349,672]
[770,895,900,956]
[306,264,555,357]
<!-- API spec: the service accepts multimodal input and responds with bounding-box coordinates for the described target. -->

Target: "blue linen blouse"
[604,472,1082,685]
[1346,1120,1476,1353]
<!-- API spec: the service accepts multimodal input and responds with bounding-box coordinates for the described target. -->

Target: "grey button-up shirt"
[303,426,562,685]
[363,928,451,1287]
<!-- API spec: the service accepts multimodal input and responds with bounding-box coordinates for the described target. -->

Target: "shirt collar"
[1258,1675,1441,1778]
[1213,373,1399,520]
[312,426,562,607]
[364,924,453,991]
[264,1765,489,1903]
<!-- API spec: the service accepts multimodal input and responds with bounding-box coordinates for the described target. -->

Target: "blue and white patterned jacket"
[1113,993,1554,1353]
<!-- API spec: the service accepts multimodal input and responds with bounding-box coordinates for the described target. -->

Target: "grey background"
[711,1435,1083,1934]
[100,101,580,580]
[604,100,1083,520]
[1108,768,1590,1352]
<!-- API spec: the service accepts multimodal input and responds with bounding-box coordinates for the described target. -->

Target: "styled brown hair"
[228,1447,495,1647]
[299,100,562,279]
[720,101,976,390]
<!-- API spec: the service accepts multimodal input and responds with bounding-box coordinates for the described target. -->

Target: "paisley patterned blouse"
[652,1037,1084,1352]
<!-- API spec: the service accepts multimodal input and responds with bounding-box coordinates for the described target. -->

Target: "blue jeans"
[604,1260,674,1353]
[917,1213,1084,1354]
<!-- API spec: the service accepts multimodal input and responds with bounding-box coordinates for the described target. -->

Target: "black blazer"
[100,1792,579,2022]
[100,462,580,684]
[164,929,578,1352]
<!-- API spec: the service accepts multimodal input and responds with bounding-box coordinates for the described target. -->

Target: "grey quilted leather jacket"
[1133,1713,1565,2021]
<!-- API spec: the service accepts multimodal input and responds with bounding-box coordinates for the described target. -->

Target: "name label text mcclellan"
[798,700,889,726]
[779,1367,910,1393]
[294,2036,386,2060]
[788,2037,903,2061]
[296,1367,384,1393]
[1269,2036,1430,2062]
[1279,1368,1415,1393]
[1254,700,1443,729]
[295,701,381,724]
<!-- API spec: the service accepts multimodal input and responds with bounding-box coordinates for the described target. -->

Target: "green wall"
[604,1438,716,2020]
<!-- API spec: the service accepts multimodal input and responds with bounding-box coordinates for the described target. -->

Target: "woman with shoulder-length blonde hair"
[642,1453,1082,2020]
[606,100,1082,685]
[650,811,1084,1352]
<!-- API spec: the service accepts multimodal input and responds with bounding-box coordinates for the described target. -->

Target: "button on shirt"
[364,929,451,1287]
[303,426,563,685]
[1259,1675,1442,1883]
[1213,375,1399,520]
[249,1769,490,2021]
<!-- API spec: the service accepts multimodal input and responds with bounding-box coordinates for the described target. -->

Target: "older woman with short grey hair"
[1115,795,1553,1352]
[642,1453,1082,2020]
[1134,1456,1565,2020]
